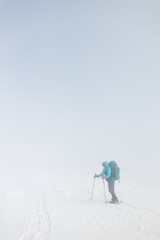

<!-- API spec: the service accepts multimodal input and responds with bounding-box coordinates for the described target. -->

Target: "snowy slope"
[0,176,160,240]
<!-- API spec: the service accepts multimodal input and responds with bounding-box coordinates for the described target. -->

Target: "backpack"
[109,161,120,180]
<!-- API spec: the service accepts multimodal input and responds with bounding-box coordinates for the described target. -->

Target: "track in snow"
[20,187,52,240]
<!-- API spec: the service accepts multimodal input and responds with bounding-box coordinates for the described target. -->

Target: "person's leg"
[108,180,118,202]
[108,180,115,199]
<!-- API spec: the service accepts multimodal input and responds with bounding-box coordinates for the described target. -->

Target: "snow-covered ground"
[0,175,160,240]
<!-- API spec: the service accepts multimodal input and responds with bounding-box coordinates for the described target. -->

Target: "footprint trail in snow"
[20,187,52,240]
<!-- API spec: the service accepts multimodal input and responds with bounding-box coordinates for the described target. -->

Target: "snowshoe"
[109,200,119,204]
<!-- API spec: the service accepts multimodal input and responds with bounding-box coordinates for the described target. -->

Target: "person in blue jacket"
[94,161,118,203]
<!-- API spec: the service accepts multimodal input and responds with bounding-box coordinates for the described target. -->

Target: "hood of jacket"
[102,161,109,167]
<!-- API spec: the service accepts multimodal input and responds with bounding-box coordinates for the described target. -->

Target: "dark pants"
[107,180,118,201]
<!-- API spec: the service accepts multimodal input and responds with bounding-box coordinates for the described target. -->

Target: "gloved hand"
[102,176,107,180]
[94,174,98,178]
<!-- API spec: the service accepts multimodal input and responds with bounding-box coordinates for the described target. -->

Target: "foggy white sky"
[0,0,160,184]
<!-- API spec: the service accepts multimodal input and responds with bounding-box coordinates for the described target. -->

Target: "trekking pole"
[103,179,107,204]
[91,177,96,201]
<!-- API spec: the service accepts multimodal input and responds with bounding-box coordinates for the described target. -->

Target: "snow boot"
[110,193,119,203]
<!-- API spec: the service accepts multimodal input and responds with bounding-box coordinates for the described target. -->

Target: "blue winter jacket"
[97,161,111,179]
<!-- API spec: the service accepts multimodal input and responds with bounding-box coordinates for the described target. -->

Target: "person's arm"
[96,168,105,177]
[95,167,111,179]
